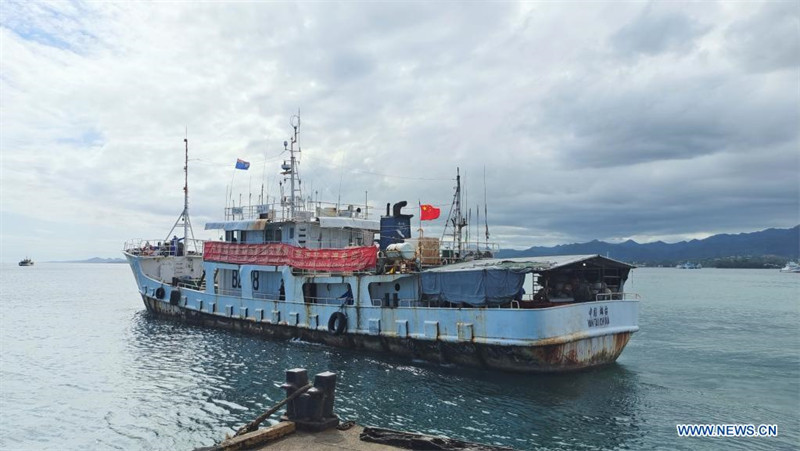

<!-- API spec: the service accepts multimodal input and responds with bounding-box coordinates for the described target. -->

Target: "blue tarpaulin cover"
[420,269,525,306]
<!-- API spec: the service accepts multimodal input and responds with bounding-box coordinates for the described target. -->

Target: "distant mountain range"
[496,226,800,265]
[48,226,800,267]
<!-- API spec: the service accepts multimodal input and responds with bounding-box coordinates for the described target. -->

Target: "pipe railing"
[225,200,371,222]
[123,238,204,256]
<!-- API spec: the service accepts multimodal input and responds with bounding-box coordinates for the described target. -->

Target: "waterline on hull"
[141,295,632,373]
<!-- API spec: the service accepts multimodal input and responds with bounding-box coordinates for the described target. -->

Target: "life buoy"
[327,312,347,335]
[155,287,165,299]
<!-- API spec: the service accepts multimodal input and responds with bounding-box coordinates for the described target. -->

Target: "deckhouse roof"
[318,217,380,230]
[204,217,380,231]
[423,254,635,273]
[205,219,271,231]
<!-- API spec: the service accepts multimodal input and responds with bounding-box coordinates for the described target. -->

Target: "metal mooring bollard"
[315,371,337,419]
[280,368,309,420]
[281,368,339,432]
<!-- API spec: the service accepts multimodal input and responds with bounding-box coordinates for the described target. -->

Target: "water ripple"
[1,265,798,450]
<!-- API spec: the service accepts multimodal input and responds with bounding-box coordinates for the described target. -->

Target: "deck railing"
[123,238,205,256]
[225,200,371,222]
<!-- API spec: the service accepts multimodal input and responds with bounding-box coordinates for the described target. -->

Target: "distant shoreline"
[50,258,127,264]
[13,261,790,269]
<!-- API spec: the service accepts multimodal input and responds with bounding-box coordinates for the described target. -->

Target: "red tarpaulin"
[203,242,377,272]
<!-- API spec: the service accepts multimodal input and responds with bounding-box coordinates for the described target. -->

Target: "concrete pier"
[203,368,511,451]
[253,424,397,450]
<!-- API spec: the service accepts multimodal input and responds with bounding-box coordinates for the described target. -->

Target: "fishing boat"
[18,257,33,266]
[780,261,800,273]
[123,116,640,372]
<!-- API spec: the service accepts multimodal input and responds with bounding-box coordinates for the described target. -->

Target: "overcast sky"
[1,1,798,261]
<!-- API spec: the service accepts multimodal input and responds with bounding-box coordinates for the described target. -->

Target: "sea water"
[0,264,797,450]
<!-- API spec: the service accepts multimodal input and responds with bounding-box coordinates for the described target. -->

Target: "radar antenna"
[282,113,303,219]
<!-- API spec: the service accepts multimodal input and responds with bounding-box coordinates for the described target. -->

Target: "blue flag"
[235,158,250,170]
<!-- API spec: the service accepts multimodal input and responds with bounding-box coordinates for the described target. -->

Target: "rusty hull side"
[143,296,632,373]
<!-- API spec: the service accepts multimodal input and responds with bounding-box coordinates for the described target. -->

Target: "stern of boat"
[479,297,640,372]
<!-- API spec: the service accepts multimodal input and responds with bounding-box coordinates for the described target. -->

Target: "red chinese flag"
[420,204,441,220]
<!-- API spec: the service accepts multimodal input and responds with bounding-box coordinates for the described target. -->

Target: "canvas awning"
[423,255,635,273]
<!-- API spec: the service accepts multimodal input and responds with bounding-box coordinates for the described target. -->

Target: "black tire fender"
[327,312,347,335]
[169,289,181,305]
[155,287,165,299]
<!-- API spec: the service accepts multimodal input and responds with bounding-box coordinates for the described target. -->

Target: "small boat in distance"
[676,262,702,269]
[18,257,33,267]
[780,261,800,273]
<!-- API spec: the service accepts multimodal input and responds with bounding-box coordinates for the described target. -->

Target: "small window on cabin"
[265,229,274,242]
[275,229,282,242]
[289,228,294,239]
[225,231,233,242]
[394,283,401,292]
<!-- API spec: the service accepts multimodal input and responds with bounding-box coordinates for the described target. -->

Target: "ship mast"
[440,167,468,260]
[282,114,302,219]
[165,133,196,252]
[183,136,189,242]
[451,168,467,258]
[483,166,490,251]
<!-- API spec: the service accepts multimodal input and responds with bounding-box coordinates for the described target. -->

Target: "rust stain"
[614,331,630,351]
[565,348,579,365]
[303,302,313,327]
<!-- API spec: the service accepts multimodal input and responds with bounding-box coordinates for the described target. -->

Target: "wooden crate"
[417,237,440,266]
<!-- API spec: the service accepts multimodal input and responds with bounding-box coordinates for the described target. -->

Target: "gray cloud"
[532,70,799,168]
[725,1,800,73]
[610,7,711,57]
[1,1,797,261]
